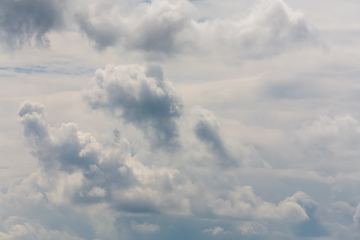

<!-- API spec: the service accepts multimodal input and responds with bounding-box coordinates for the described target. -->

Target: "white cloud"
[131,221,160,232]
[0,216,85,240]
[206,186,309,221]
[237,222,267,236]
[203,226,224,235]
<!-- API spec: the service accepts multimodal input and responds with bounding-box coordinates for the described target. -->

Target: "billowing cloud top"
[83,64,183,150]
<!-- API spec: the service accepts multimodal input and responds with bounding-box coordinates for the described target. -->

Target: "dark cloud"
[0,0,66,49]
[83,64,183,150]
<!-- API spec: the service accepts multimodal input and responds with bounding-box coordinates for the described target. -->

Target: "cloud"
[205,186,309,221]
[0,0,318,58]
[75,0,194,54]
[237,222,267,236]
[353,203,360,226]
[7,100,325,239]
[16,100,191,216]
[83,63,183,150]
[294,115,360,172]
[75,0,318,58]
[131,221,160,232]
[287,192,329,237]
[203,226,224,235]
[211,0,318,58]
[192,106,239,167]
[0,0,66,50]
[0,216,85,240]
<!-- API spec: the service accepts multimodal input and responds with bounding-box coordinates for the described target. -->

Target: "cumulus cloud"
[195,0,319,59]
[0,216,85,240]
[83,63,183,150]
[0,100,324,239]
[0,0,66,49]
[16,100,191,216]
[206,186,309,221]
[76,0,194,53]
[75,0,318,58]
[0,0,318,58]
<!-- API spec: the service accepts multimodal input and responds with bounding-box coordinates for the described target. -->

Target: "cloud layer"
[2,0,360,239]
[0,0,318,59]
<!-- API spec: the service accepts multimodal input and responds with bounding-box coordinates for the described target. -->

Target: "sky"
[1,0,360,239]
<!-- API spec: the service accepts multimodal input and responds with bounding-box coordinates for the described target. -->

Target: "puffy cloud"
[195,0,318,59]
[0,0,318,58]
[75,0,318,58]
[0,216,85,240]
[5,100,326,239]
[75,0,194,53]
[0,0,67,50]
[16,100,191,217]
[83,63,183,150]
[206,186,309,221]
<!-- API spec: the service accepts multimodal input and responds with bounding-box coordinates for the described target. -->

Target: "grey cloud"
[11,101,352,239]
[131,221,160,233]
[192,107,238,167]
[126,0,192,54]
[76,0,193,54]
[75,0,318,58]
[0,0,66,50]
[0,0,319,57]
[83,64,183,150]
[17,101,190,215]
[18,101,136,205]
[195,0,319,59]
[0,216,86,240]
[76,13,120,51]
[294,115,360,173]
[288,192,329,237]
